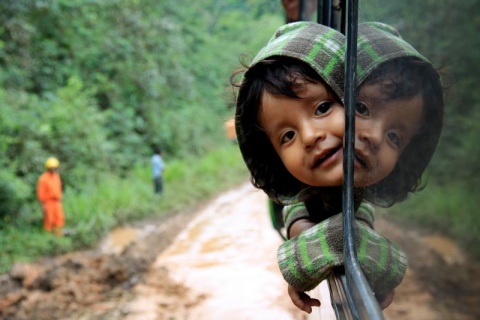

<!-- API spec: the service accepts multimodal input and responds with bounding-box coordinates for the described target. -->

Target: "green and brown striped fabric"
[278,203,407,297]
[249,21,346,102]
[356,21,429,85]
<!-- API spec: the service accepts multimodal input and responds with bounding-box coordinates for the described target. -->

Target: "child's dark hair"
[363,57,445,207]
[234,56,339,202]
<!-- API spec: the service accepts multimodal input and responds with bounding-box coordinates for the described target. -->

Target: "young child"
[233,21,444,312]
[279,22,445,311]
[233,22,346,202]
[232,21,406,312]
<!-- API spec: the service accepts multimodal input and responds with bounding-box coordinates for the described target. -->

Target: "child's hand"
[377,289,395,309]
[287,284,320,313]
[288,218,316,238]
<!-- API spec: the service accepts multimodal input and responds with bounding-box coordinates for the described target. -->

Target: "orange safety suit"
[225,118,236,141]
[37,171,65,232]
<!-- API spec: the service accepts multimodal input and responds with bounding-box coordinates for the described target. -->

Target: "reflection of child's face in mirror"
[354,81,424,187]
[259,79,344,188]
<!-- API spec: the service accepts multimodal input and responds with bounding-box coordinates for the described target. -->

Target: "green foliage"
[0,0,282,219]
[0,0,282,165]
[0,78,113,194]
[384,182,480,257]
[0,224,73,272]
[0,144,248,273]
[0,170,30,221]
[0,0,277,271]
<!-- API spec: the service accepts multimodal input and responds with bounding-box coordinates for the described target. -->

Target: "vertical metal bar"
[343,0,384,318]
[323,0,332,26]
[317,0,323,24]
[340,0,346,34]
[331,0,342,31]
[299,0,306,21]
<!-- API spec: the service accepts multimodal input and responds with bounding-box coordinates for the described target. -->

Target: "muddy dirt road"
[1,183,479,320]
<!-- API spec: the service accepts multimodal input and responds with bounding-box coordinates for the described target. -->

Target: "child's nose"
[356,122,383,151]
[300,122,326,149]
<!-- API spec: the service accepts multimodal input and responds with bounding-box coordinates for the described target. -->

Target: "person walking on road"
[152,147,166,194]
[37,157,65,236]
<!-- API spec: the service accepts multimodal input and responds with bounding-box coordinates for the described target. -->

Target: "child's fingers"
[287,285,321,313]
[377,289,395,309]
[307,295,321,307]
[288,285,309,312]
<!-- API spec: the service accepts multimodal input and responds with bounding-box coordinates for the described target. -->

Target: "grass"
[380,182,480,257]
[0,144,249,273]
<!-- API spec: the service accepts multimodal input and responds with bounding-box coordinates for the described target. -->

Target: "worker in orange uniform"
[224,117,237,143]
[37,157,65,236]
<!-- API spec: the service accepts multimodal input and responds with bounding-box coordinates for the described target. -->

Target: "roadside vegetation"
[0,0,478,272]
[383,182,480,257]
[0,144,248,273]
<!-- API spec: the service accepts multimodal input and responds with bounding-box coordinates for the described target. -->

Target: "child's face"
[354,82,423,186]
[259,80,345,187]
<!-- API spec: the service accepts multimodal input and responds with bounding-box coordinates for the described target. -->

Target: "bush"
[0,170,30,223]
[0,144,248,273]
[384,182,480,257]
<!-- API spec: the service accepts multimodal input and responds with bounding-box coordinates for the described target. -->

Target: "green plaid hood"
[246,21,430,101]
[234,22,346,201]
[249,21,346,100]
[234,21,440,202]
[357,22,430,84]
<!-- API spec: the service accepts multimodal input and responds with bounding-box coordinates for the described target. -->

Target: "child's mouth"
[354,151,368,169]
[313,147,341,168]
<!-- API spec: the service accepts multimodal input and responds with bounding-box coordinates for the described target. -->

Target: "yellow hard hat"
[45,157,60,170]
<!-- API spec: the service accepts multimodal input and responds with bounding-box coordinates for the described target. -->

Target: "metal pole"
[343,0,384,318]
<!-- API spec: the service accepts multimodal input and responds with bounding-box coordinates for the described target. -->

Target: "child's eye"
[355,102,369,116]
[387,132,401,147]
[315,102,332,115]
[281,131,295,144]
